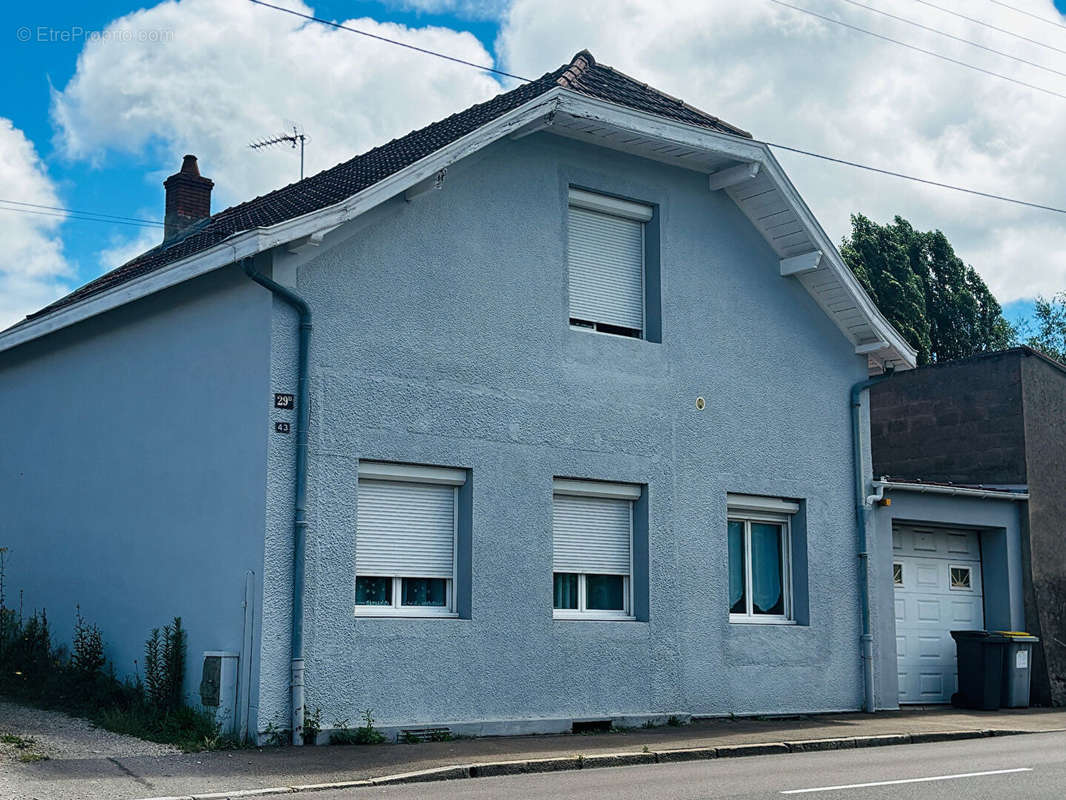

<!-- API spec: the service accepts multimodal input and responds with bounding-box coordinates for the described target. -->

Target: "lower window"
[727,494,797,623]
[553,572,629,614]
[552,478,640,620]
[354,461,463,617]
[355,576,450,609]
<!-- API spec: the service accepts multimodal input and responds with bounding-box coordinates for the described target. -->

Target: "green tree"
[840,214,1013,365]
[1021,293,1066,364]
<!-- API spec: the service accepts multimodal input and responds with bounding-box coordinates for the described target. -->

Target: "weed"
[1,733,34,748]
[71,606,105,681]
[261,721,288,747]
[303,706,322,745]
[666,715,685,727]
[641,744,650,754]
[0,560,223,754]
[331,708,386,745]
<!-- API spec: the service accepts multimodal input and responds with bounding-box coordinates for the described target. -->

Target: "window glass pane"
[585,574,625,611]
[728,521,746,614]
[553,573,579,609]
[751,523,785,615]
[401,577,447,607]
[355,576,392,606]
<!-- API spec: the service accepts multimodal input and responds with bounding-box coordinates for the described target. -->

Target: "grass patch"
[0,553,237,753]
[18,751,48,763]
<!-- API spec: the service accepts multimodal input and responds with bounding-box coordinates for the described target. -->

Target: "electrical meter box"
[199,651,239,734]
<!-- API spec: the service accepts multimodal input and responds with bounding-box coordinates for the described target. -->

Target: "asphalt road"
[281,731,1066,799]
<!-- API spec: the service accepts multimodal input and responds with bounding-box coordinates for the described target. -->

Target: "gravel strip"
[0,700,179,760]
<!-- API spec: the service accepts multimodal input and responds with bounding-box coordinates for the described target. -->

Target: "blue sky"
[2,0,1065,328]
[0,1,500,291]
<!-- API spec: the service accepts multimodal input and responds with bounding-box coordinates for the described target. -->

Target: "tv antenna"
[250,124,309,181]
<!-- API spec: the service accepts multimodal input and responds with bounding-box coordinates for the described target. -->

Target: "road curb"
[132,727,1048,800]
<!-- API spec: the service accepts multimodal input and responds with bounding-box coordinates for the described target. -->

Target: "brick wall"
[870,351,1027,484]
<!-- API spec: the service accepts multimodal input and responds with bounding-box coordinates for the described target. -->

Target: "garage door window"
[950,566,973,591]
[728,494,798,623]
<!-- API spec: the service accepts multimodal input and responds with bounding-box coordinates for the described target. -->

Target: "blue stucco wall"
[870,490,1028,709]
[0,266,271,718]
[257,132,872,734]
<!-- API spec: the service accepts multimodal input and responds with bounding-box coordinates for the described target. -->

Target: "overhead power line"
[0,199,165,229]
[757,141,1066,214]
[766,0,1066,100]
[243,0,1066,218]
[837,0,1066,79]
[987,0,1066,31]
[913,0,1066,57]
[246,0,531,82]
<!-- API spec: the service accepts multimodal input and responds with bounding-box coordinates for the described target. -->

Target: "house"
[0,51,1029,743]
[870,348,1066,706]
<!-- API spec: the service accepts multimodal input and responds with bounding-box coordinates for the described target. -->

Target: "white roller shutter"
[552,492,632,575]
[567,190,650,333]
[356,479,455,578]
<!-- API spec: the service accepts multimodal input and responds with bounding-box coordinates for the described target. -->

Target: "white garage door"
[893,525,984,704]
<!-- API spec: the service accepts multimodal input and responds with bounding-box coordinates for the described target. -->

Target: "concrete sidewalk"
[4,707,1066,800]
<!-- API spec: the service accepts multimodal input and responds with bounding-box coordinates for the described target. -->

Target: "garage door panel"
[893,525,983,704]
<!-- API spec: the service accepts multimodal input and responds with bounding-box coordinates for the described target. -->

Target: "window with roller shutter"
[355,461,464,617]
[552,478,640,620]
[567,188,652,338]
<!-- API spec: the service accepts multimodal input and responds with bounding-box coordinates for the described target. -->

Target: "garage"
[893,524,984,704]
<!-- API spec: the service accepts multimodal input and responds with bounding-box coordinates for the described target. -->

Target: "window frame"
[354,461,462,619]
[552,478,638,622]
[948,564,974,592]
[727,495,798,625]
[566,188,652,340]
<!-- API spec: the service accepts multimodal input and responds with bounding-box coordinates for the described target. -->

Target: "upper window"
[567,188,653,339]
[727,494,799,623]
[552,478,640,620]
[355,461,464,617]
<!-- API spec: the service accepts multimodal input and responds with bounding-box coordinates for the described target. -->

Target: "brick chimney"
[163,155,213,241]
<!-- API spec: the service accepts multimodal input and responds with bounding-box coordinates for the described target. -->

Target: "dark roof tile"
[20,51,748,325]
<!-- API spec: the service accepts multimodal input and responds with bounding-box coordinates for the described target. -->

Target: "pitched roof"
[19,51,749,326]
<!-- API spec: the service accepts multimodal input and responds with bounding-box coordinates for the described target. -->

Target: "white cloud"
[497,0,1066,302]
[51,0,502,213]
[49,0,1066,304]
[384,0,508,20]
[0,119,73,329]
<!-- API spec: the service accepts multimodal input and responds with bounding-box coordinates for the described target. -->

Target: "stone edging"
[136,728,1047,800]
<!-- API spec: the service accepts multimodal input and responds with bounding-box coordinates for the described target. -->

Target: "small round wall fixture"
[695,396,706,411]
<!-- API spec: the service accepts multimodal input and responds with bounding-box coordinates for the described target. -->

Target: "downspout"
[850,368,892,713]
[243,259,311,746]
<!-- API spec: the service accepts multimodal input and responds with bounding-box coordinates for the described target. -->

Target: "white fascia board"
[0,231,265,354]
[1,85,916,372]
[0,91,564,355]
[874,480,1029,502]
[754,150,917,369]
[554,92,765,164]
[552,92,916,369]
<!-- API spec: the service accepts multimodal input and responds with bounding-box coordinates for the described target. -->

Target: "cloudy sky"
[2,0,1065,329]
